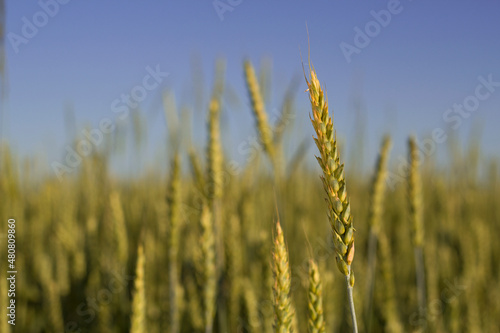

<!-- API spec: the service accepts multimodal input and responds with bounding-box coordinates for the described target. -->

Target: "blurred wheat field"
[0,59,499,333]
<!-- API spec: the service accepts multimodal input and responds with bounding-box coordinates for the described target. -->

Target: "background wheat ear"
[272,220,295,333]
[308,259,326,333]
[305,61,358,333]
[408,135,426,312]
[364,135,392,331]
[167,152,182,333]
[130,243,146,333]
[244,59,276,165]
[110,191,129,266]
[199,204,217,333]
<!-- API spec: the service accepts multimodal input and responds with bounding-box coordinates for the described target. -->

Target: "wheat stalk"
[242,278,262,332]
[377,229,404,333]
[186,275,205,331]
[306,62,358,332]
[225,215,243,330]
[189,146,206,196]
[45,280,64,332]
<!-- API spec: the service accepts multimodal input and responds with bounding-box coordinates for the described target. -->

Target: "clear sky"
[3,0,500,176]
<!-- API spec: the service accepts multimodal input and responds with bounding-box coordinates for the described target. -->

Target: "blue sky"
[3,0,500,176]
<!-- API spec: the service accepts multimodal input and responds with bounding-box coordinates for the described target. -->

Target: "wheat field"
[0,58,499,333]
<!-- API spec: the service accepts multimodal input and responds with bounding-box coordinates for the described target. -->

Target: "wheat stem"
[345,271,358,333]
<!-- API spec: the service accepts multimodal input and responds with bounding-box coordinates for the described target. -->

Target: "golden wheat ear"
[308,259,326,333]
[272,220,295,332]
[199,205,216,333]
[306,61,358,333]
[408,136,426,314]
[130,243,146,333]
[244,59,276,163]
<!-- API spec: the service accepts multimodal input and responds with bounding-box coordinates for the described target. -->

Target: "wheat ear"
[378,230,404,333]
[308,259,326,333]
[364,135,392,331]
[189,146,206,196]
[408,136,426,311]
[130,243,146,333]
[306,63,358,333]
[207,88,223,204]
[167,152,182,333]
[200,205,217,333]
[244,60,275,163]
[242,278,262,332]
[110,191,129,265]
[45,280,64,332]
[273,220,295,333]
[206,61,228,332]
